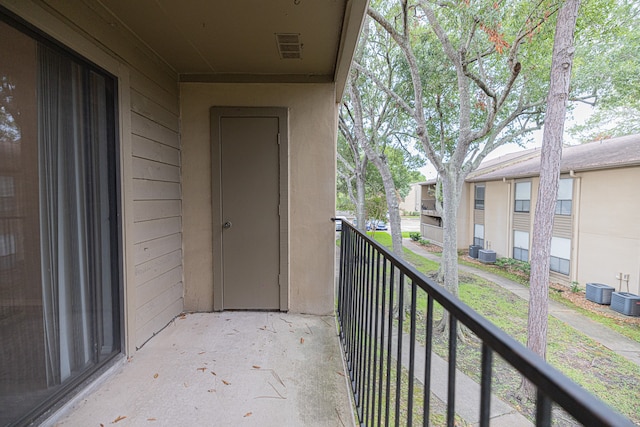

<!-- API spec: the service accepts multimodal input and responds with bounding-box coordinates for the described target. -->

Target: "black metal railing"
[336,221,633,427]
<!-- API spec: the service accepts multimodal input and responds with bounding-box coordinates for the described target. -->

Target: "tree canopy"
[568,0,640,140]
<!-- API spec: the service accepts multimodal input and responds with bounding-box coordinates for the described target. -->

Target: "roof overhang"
[102,0,368,102]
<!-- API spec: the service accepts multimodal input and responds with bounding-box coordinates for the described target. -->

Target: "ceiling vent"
[275,33,302,59]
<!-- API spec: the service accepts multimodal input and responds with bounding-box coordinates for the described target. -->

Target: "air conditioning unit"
[478,249,496,264]
[468,245,481,259]
[585,283,615,305]
[610,292,640,317]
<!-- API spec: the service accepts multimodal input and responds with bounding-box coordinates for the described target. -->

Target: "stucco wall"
[180,83,338,315]
[483,180,511,257]
[576,167,640,294]
[456,184,471,249]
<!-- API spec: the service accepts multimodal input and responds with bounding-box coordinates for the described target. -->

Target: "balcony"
[421,199,439,217]
[49,221,633,427]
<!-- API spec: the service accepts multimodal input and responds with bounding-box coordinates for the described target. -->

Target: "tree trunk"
[435,165,468,336]
[521,0,581,399]
[355,169,367,232]
[440,168,461,298]
[376,160,403,259]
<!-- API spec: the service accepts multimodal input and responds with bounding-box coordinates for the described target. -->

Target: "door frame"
[210,107,289,311]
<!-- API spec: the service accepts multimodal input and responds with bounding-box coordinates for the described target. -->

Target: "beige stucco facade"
[575,167,640,294]
[420,138,640,295]
[462,167,640,294]
[180,83,338,315]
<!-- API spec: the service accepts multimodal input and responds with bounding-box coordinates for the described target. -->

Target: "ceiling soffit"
[101,0,355,83]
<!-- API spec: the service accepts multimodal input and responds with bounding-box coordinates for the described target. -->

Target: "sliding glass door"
[0,13,121,426]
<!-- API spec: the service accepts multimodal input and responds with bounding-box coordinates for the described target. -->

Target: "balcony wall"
[180,83,338,315]
[422,223,444,246]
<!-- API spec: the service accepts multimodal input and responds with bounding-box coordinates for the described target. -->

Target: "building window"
[555,178,573,215]
[1,15,120,425]
[513,230,529,262]
[550,236,571,275]
[514,181,531,212]
[474,223,484,248]
[474,184,485,210]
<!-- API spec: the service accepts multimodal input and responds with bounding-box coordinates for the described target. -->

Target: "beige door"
[211,108,289,310]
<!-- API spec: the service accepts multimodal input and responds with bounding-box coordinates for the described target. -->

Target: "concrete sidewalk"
[403,238,640,368]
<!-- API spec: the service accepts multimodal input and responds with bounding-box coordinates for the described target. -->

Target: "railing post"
[480,343,493,427]
[447,316,457,427]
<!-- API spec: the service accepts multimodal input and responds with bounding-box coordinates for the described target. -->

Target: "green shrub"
[570,281,581,293]
[495,257,530,277]
[409,232,421,241]
[418,238,430,246]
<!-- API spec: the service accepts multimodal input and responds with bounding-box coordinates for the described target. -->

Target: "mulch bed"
[412,241,640,326]
[550,282,640,326]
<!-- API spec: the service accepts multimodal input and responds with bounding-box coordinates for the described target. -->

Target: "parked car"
[369,219,388,230]
[334,216,353,231]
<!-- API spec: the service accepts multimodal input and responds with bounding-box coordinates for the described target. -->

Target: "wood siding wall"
[3,0,185,350]
[552,215,573,239]
[422,224,444,246]
[474,209,485,224]
[131,88,183,349]
[513,212,530,231]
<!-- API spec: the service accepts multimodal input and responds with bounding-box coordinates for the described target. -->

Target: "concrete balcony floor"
[51,312,355,426]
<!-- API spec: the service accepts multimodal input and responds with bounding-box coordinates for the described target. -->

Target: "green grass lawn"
[365,232,640,424]
[458,256,640,344]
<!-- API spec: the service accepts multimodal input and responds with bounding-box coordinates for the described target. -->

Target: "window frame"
[513,230,529,262]
[514,181,531,213]
[550,236,571,275]
[474,223,484,248]
[555,178,573,216]
[474,184,485,210]
[0,8,123,425]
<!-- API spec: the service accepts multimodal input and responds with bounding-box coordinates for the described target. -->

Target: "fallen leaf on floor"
[244,412,252,418]
[211,371,216,376]
[270,370,285,388]
[336,408,346,427]
[336,371,345,377]
[112,415,126,423]
[184,382,189,388]
[252,365,261,369]
[179,314,186,320]
[101,424,105,427]
[197,367,206,372]
[300,337,304,344]
[222,380,230,385]
[198,351,205,355]
[147,418,157,422]
[207,389,216,393]
[153,373,159,379]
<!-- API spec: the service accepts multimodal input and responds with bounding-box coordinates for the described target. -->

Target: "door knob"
[223,221,232,229]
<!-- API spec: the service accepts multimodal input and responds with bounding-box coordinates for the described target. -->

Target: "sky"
[419,103,594,180]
